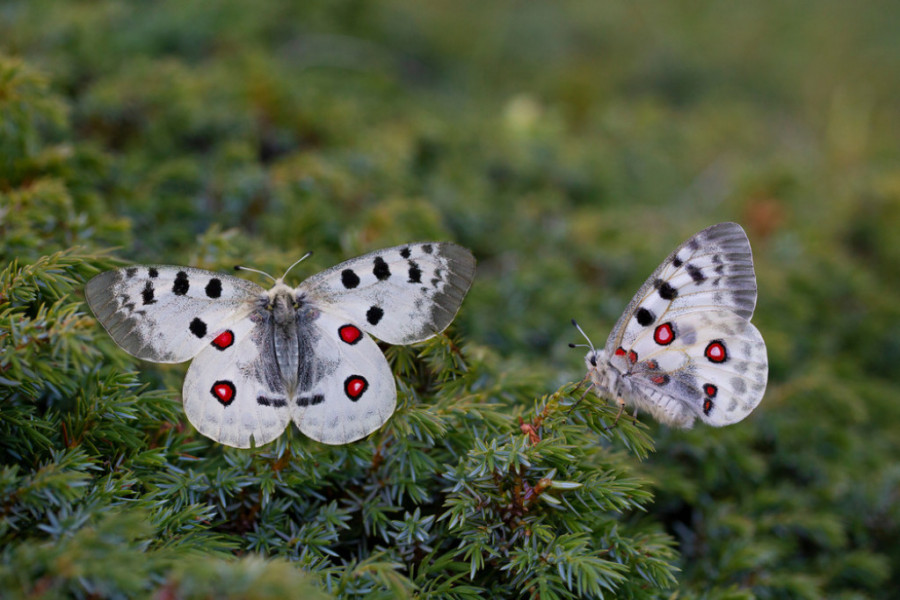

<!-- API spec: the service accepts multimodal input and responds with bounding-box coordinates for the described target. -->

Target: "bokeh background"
[3,0,900,597]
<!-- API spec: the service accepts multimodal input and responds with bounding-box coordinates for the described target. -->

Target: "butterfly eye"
[590,355,597,366]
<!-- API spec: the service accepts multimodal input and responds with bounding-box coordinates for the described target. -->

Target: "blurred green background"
[3,0,900,596]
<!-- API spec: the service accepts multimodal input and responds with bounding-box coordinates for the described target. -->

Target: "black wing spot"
[688,238,700,251]
[367,305,384,325]
[205,278,222,298]
[400,247,411,259]
[672,255,683,268]
[125,267,137,278]
[173,271,190,295]
[408,261,422,283]
[654,278,678,300]
[189,317,207,338]
[686,264,706,283]
[635,307,655,327]
[148,267,159,278]
[341,269,360,289]
[141,281,156,305]
[257,396,287,408]
[373,256,391,280]
[422,244,433,254]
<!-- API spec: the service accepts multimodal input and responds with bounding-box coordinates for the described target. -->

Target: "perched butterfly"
[85,243,475,447]
[570,222,767,427]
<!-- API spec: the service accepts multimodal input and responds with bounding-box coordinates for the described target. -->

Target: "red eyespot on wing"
[211,380,236,406]
[344,375,368,401]
[614,347,626,356]
[703,383,718,398]
[627,350,638,363]
[705,340,728,363]
[653,322,675,345]
[703,398,714,415]
[646,360,659,370]
[651,374,670,385]
[338,324,362,345]
[211,330,235,350]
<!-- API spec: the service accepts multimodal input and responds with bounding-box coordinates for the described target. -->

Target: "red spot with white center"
[344,375,368,401]
[615,347,626,357]
[338,324,362,345]
[705,340,727,363]
[704,383,718,397]
[653,323,675,346]
[211,330,234,350]
[211,380,236,406]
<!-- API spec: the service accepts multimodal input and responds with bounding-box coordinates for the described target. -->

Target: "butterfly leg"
[572,371,592,392]
[607,397,627,429]
[566,382,596,415]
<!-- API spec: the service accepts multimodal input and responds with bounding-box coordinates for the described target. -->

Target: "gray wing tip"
[435,242,476,287]
[84,269,123,310]
[701,222,751,247]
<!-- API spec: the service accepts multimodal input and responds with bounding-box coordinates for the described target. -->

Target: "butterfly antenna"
[233,265,277,284]
[569,319,596,352]
[281,251,313,281]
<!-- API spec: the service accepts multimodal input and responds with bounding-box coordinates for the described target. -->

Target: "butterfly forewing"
[606,222,758,357]
[298,242,476,345]
[85,266,263,363]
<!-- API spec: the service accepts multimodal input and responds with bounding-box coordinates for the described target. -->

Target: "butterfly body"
[86,243,475,447]
[579,223,767,428]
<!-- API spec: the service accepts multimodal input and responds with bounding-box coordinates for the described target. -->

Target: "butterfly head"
[584,348,606,369]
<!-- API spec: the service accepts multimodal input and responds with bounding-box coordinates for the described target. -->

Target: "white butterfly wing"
[588,222,768,428]
[182,317,291,448]
[620,310,768,427]
[297,242,475,345]
[86,243,475,447]
[290,310,396,445]
[85,266,263,363]
[605,222,757,354]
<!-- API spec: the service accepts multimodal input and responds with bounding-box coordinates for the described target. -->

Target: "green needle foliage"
[3,1,900,598]
[0,242,676,598]
[0,53,676,600]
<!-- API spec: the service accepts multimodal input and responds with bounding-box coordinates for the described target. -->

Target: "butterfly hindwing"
[182,317,291,448]
[290,310,396,445]
[623,310,768,427]
[298,242,476,345]
[85,266,263,363]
